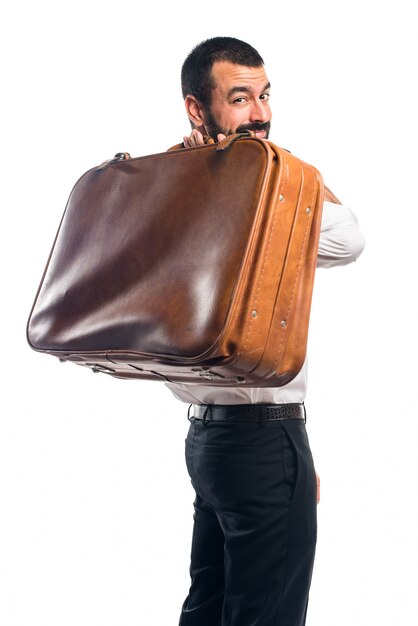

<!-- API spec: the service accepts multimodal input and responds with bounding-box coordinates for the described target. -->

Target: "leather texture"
[27,135,324,386]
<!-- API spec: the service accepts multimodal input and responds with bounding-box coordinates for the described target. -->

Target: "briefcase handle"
[96,131,254,171]
[216,130,255,151]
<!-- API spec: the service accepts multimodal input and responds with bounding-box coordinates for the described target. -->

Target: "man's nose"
[249,99,270,123]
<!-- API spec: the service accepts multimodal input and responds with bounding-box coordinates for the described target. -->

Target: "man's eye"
[260,93,270,101]
[233,97,247,103]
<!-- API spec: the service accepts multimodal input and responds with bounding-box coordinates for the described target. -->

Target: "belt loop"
[187,404,194,422]
[259,404,268,427]
[202,405,211,426]
[302,402,307,423]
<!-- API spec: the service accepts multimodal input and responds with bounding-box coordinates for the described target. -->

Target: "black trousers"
[179,412,317,626]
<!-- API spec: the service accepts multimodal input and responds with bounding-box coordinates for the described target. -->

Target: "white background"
[1,1,417,624]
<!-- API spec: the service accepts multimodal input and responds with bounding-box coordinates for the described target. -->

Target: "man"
[166,37,365,626]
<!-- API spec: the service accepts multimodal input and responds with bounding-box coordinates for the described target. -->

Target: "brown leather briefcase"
[27,133,324,386]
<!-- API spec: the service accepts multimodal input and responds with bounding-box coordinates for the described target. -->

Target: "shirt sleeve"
[317,200,366,268]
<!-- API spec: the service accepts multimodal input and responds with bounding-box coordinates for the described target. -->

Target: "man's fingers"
[183,129,205,147]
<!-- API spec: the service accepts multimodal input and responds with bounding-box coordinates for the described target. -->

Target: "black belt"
[191,403,306,423]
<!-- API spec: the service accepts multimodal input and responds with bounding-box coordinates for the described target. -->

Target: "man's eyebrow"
[227,82,271,98]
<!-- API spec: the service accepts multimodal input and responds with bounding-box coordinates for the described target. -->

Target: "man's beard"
[203,108,271,141]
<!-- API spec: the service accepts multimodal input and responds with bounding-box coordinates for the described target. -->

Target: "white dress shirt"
[165,200,365,405]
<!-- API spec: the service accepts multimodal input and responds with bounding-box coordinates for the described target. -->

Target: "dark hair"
[181,36,264,106]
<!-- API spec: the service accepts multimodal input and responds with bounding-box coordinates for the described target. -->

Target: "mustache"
[236,121,271,134]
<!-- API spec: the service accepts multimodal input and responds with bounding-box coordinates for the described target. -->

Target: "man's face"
[202,60,272,139]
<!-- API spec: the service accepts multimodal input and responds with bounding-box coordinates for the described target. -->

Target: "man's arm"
[317,194,365,268]
[172,136,365,267]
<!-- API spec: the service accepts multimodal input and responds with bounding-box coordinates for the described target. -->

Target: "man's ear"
[184,95,206,130]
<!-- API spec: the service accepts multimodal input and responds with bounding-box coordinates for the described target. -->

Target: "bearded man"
[166,36,365,626]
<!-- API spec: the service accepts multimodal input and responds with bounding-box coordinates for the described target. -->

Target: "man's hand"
[316,472,320,504]
[183,129,227,147]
